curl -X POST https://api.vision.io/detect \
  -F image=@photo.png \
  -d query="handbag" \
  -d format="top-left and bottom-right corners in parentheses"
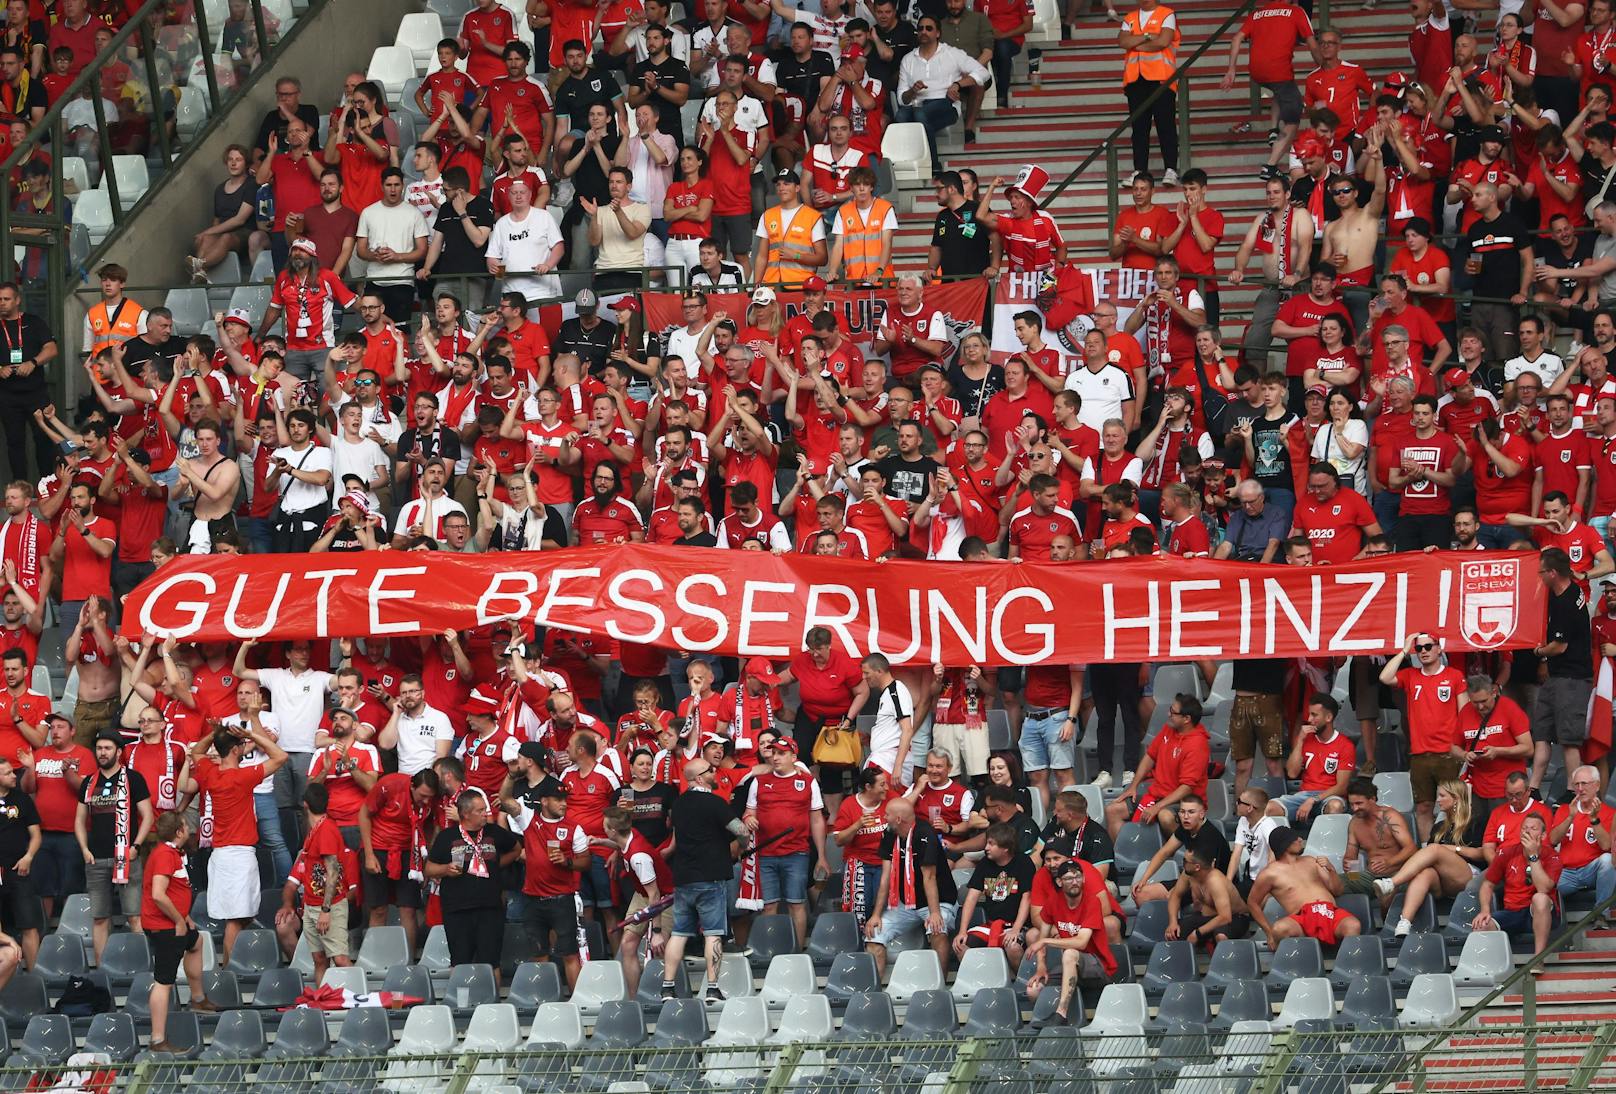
top-left (812, 721), bottom-right (862, 766)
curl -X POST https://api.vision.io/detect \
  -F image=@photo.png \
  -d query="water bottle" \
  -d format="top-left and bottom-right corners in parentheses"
top-left (1028, 49), bottom-right (1042, 90)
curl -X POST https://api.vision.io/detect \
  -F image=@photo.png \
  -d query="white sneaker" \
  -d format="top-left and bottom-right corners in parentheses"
top-left (1373, 878), bottom-right (1395, 898)
top-left (1093, 771), bottom-right (1113, 790)
top-left (1119, 771), bottom-right (1134, 787)
top-left (1160, 168), bottom-right (1180, 187)
top-left (1393, 917), bottom-right (1412, 937)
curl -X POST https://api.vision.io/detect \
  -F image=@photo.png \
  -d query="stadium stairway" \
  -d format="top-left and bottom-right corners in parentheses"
top-left (889, 1), bottom-right (1421, 345)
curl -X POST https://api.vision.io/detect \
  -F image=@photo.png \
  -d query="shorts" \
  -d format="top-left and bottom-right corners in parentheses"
top-left (0, 871), bottom-right (42, 931)
top-left (86, 856), bottom-right (144, 920)
top-left (625, 890), bottom-right (672, 937)
top-left (1409, 753), bottom-right (1461, 805)
top-left (1533, 676), bottom-right (1592, 746)
top-left (760, 851), bottom-right (810, 905)
top-left (1130, 794), bottom-right (1180, 826)
top-left (872, 902), bottom-right (959, 948)
top-left (905, 719), bottom-right (934, 776)
top-left (1020, 709), bottom-right (1076, 773)
top-left (996, 667), bottom-right (1025, 694)
top-left (1349, 657), bottom-right (1395, 723)
top-left (1229, 694), bottom-right (1286, 762)
top-left (1341, 871), bottom-right (1390, 895)
top-left (205, 844), bottom-right (262, 920)
top-left (577, 854), bottom-right (614, 909)
top-left (933, 722), bottom-right (990, 778)
top-left (1274, 791), bottom-right (1344, 824)
top-left (301, 899), bottom-right (350, 957)
top-left (1179, 907), bottom-right (1252, 943)
top-left (1287, 900), bottom-right (1354, 945)
top-left (711, 215), bottom-right (754, 259)
top-left (148, 927), bottom-right (201, 986)
top-left (33, 831), bottom-right (85, 900)
top-left (524, 894), bottom-right (582, 956)
top-left (1262, 81), bottom-right (1304, 125)
top-left (1494, 903), bottom-right (1559, 937)
top-left (672, 880), bottom-right (730, 938)
top-left (361, 851), bottom-right (425, 909)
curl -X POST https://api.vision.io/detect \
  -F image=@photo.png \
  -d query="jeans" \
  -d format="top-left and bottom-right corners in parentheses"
top-left (1557, 855), bottom-right (1615, 907)
top-left (991, 38), bottom-right (1021, 107)
top-left (1371, 489), bottom-right (1401, 543)
top-left (1262, 487), bottom-right (1296, 533)
top-left (58, 599), bottom-right (85, 643)
top-left (244, 516), bottom-right (273, 555)
top-left (895, 98), bottom-right (960, 171)
top-left (1478, 521), bottom-right (1517, 551)
top-left (1124, 77), bottom-right (1178, 176)
top-left (254, 793), bottom-right (292, 884)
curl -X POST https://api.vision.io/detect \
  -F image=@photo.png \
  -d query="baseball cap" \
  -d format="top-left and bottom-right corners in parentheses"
top-left (1268, 826), bottom-right (1303, 857)
top-left (916, 361), bottom-right (945, 377)
top-left (745, 656), bottom-right (781, 685)
top-left (332, 706), bottom-right (360, 720)
top-left (611, 297), bottom-right (640, 312)
top-left (575, 288), bottom-right (599, 312)
top-left (464, 686), bottom-right (501, 716)
top-left (94, 728), bottom-right (122, 746)
top-left (536, 776), bottom-right (569, 798)
top-left (803, 274), bottom-right (828, 292)
top-left (750, 286), bottom-right (777, 307)
top-left (773, 168), bottom-right (800, 185)
top-left (517, 741), bottom-right (549, 762)
top-left (842, 43), bottom-right (865, 60)
top-left (1444, 367), bottom-right (1472, 388)
top-left (1054, 860), bottom-right (1085, 879)
top-left (289, 237), bottom-right (318, 256)
top-left (223, 307), bottom-right (253, 327)
top-left (1477, 125), bottom-right (1506, 145)
top-left (1305, 383), bottom-right (1328, 399)
top-left (771, 737), bottom-right (798, 754)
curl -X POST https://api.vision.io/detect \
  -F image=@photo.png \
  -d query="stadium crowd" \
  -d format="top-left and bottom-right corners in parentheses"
top-left (0, 0), bottom-right (1611, 1055)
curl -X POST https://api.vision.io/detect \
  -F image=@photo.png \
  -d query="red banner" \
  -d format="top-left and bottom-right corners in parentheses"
top-left (642, 279), bottom-right (990, 361)
top-left (121, 547), bottom-right (1544, 666)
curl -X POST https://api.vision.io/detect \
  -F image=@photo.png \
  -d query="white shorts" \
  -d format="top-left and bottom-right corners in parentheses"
top-left (207, 844), bottom-right (261, 920)
top-left (933, 722), bottom-right (990, 778)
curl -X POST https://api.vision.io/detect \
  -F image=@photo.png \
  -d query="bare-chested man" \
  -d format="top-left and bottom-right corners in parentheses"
top-left (174, 419), bottom-right (240, 555)
top-left (66, 595), bottom-right (121, 747)
top-left (1340, 776), bottom-right (1417, 895)
top-left (1165, 845), bottom-right (1251, 948)
top-left (1229, 176), bottom-right (1313, 368)
top-left (1320, 133), bottom-right (1386, 330)
top-left (1249, 826), bottom-right (1362, 948)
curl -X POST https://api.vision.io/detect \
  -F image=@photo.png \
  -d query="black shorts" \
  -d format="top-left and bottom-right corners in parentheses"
top-left (148, 927), bottom-right (201, 986)
top-left (1262, 81), bottom-right (1304, 125)
top-left (442, 905), bottom-right (505, 969)
top-left (524, 894), bottom-right (581, 956)
top-left (361, 852), bottom-right (424, 910)
top-left (0, 872), bottom-right (42, 931)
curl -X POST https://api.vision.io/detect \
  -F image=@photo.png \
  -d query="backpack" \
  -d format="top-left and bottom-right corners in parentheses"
top-left (52, 975), bottom-right (112, 1018)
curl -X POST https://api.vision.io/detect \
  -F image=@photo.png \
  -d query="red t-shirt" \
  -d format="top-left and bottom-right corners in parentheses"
top-left (141, 842), bottom-right (191, 930)
top-left (1551, 801), bottom-right (1616, 869)
top-left (561, 763), bottom-right (621, 846)
top-left (1486, 800), bottom-right (1554, 849)
top-left (1395, 664), bottom-right (1466, 755)
top-left (1008, 504), bottom-right (1082, 561)
top-left (834, 792), bottom-right (893, 866)
top-left (1298, 729), bottom-right (1355, 792)
top-left (1396, 431), bottom-right (1462, 516)
top-left (1038, 887), bottom-right (1118, 977)
top-left (1535, 428), bottom-right (1592, 511)
top-left (1458, 697), bottom-right (1531, 800)
top-left (309, 742), bottom-right (381, 826)
top-left (363, 772), bottom-right (418, 853)
top-left (1484, 841), bottom-right (1561, 911)
top-left (788, 647), bottom-right (862, 720)
top-left (521, 810), bottom-right (590, 897)
top-left (32, 745), bottom-right (93, 832)
top-left (1241, 1), bottom-right (1315, 84)
top-left (293, 816), bottom-right (356, 905)
top-left (1291, 488), bottom-right (1375, 565)
top-left (1469, 432), bottom-right (1535, 523)
top-left (1114, 205), bottom-right (1178, 270)
top-left (192, 759), bottom-right (262, 847)
top-left (746, 767), bottom-right (823, 855)
top-left (1275, 293), bottom-right (1352, 377)
top-left (61, 514), bottom-right (114, 601)
top-left (459, 5), bottom-right (517, 85)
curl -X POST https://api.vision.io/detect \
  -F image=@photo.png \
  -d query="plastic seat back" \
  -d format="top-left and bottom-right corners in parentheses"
top-left (1127, 899), bottom-right (1170, 956)
top-left (508, 961), bottom-right (562, 1010)
top-left (838, 991), bottom-right (897, 1040)
top-left (1210, 979), bottom-right (1271, 1029)
top-left (19, 1014), bottom-right (73, 1066)
top-left (746, 914), bottom-right (798, 972)
top-left (225, 929), bottom-right (281, 982)
top-left (252, 967), bottom-right (305, 1009)
top-left (806, 912), bottom-right (860, 971)
top-left (333, 1006), bottom-right (394, 1054)
top-left (1454, 929), bottom-right (1512, 986)
top-left (1084, 983), bottom-right (1148, 1032)
top-left (950, 947), bottom-right (1010, 1003)
top-left (761, 953), bottom-right (816, 1008)
top-left (1142, 940), bottom-right (1197, 997)
top-left (902, 988), bottom-right (958, 1035)
top-left (571, 959), bottom-right (627, 1015)
top-left (712, 995), bottom-right (769, 1045)
top-left (1154, 981), bottom-right (1211, 1028)
top-left (34, 933), bottom-right (86, 983)
top-left (1338, 975), bottom-right (1396, 1027)
top-left (768, 995), bottom-right (833, 1043)
top-left (356, 925), bottom-right (410, 977)
top-left (270, 1006), bottom-right (330, 1056)
top-left (1113, 823), bottom-right (1164, 878)
top-left (208, 1009), bottom-right (267, 1058)
top-left (824, 951), bottom-right (878, 1009)
top-left (650, 998), bottom-right (709, 1045)
top-left (961, 986), bottom-right (1021, 1037)
top-left (0, 972), bottom-right (48, 1028)
top-left (322, 965), bottom-right (367, 994)
top-left (395, 1004), bottom-right (455, 1053)
top-left (462, 1002), bottom-right (521, 1050)
top-left (445, 962), bottom-right (498, 1012)
top-left (529, 1001), bottom-right (585, 1048)
top-left (420, 925), bottom-right (452, 974)
top-left (636, 958), bottom-right (689, 1006)
top-left (1390, 932), bottom-right (1448, 987)
top-left (99, 932), bottom-right (152, 984)
top-left (380, 963), bottom-right (433, 1004)
top-left (1273, 977), bottom-right (1334, 1030)
top-left (1328, 935), bottom-right (1385, 990)
top-left (1265, 937), bottom-right (1324, 988)
top-left (202, 968), bottom-right (242, 1009)
top-left (592, 999), bottom-right (647, 1047)
top-left (885, 949), bottom-right (943, 1005)
top-left (1401, 973), bottom-right (1459, 1029)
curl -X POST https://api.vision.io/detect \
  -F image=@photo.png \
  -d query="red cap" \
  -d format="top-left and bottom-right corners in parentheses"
top-left (745, 656), bottom-right (781, 685)
top-left (611, 297), bottom-right (640, 312)
top-left (701, 731), bottom-right (728, 748)
top-left (1443, 367), bottom-right (1472, 388)
top-left (464, 686), bottom-right (501, 716)
top-left (842, 43), bottom-right (865, 60)
top-left (1305, 383), bottom-right (1329, 399)
top-left (803, 275), bottom-right (828, 292)
top-left (771, 737), bottom-right (799, 754)
top-left (1293, 135), bottom-right (1326, 159)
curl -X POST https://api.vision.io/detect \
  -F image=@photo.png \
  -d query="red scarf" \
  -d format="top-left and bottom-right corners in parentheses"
top-left (933, 672), bottom-right (985, 729)
top-left (889, 827), bottom-right (917, 908)
top-left (0, 512), bottom-right (41, 601)
top-left (731, 686), bottom-right (775, 758)
top-left (459, 826), bottom-right (489, 877)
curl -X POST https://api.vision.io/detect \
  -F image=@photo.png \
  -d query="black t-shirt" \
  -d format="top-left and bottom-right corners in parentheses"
top-left (674, 531), bottom-right (719, 547)
top-left (877, 454), bottom-right (940, 508)
top-left (427, 823), bottom-right (518, 912)
top-left (432, 195), bottom-right (496, 275)
top-left (628, 56), bottom-right (694, 143)
top-left (1249, 410), bottom-right (1298, 493)
top-left (945, 362), bottom-right (1006, 419)
top-left (1177, 820), bottom-right (1231, 875)
top-left (1545, 582), bottom-right (1593, 680)
top-left (1464, 213), bottom-right (1533, 300)
top-left (616, 782), bottom-right (678, 846)
top-left (121, 334), bottom-right (188, 374)
top-left (867, 21), bottom-right (917, 88)
top-left (0, 788), bottom-right (40, 868)
top-left (774, 50), bottom-right (835, 108)
top-left (254, 103), bottom-right (321, 153)
top-left (1232, 657), bottom-right (1287, 695)
top-left (968, 851), bottom-right (1035, 922)
top-left (554, 71), bottom-right (622, 129)
top-left (396, 426), bottom-right (464, 471)
top-left (77, 767), bottom-right (151, 860)
top-left (931, 205), bottom-right (993, 278)
top-left (1545, 234), bottom-right (1597, 300)
top-left (1288, 177), bottom-right (1343, 227)
top-left (669, 787), bottom-right (738, 884)
top-left (877, 820), bottom-right (957, 905)
top-left (570, 133), bottom-right (623, 203)
top-left (557, 316), bottom-right (619, 374)
top-left (0, 312), bottom-right (56, 399)
top-left (1041, 816), bottom-right (1114, 872)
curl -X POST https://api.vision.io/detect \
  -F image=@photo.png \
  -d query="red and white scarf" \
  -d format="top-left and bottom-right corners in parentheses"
top-left (731, 686), bottom-right (776, 758)
top-left (459, 826), bottom-right (489, 877)
top-left (889, 827), bottom-right (917, 908)
top-left (933, 672), bottom-right (985, 730)
top-left (736, 825), bottom-right (764, 912)
top-left (0, 512), bottom-right (42, 600)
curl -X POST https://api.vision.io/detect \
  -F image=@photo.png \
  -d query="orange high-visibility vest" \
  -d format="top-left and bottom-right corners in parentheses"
top-left (1122, 5), bottom-right (1180, 86)
top-left (761, 203), bottom-right (823, 285)
top-left (85, 298), bottom-right (145, 356)
top-left (835, 197), bottom-right (896, 282)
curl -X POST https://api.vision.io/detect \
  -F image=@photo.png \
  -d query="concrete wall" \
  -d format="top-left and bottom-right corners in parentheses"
top-left (68, 0), bottom-right (420, 361)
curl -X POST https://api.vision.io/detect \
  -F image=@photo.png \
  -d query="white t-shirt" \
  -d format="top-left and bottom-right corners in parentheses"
top-left (394, 495), bottom-right (469, 539)
top-left (832, 200), bottom-right (899, 234)
top-left (1233, 812), bottom-right (1281, 882)
top-left (356, 199), bottom-right (430, 281)
top-left (1064, 363), bottom-right (1136, 431)
top-left (1503, 352), bottom-right (1564, 386)
top-left (269, 443), bottom-right (334, 514)
top-left (253, 667), bottom-right (335, 753)
top-left (487, 208), bottom-right (565, 303)
top-left (395, 703), bottom-right (455, 775)
top-left (329, 434), bottom-right (388, 490)
top-left (405, 176), bottom-right (445, 222)
top-left (219, 709), bottom-right (283, 795)
top-left (866, 678), bottom-right (913, 776)
top-left (699, 93), bottom-right (771, 134)
top-left (754, 208), bottom-right (827, 244)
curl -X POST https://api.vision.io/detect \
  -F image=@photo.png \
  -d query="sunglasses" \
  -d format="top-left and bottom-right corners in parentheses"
top-left (354, 379), bottom-right (376, 387)
top-left (1331, 187), bottom-right (1355, 196)
top-left (1414, 642), bottom-right (1436, 652)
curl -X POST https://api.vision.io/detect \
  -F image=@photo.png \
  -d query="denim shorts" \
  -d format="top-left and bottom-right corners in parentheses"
top-left (760, 851), bottom-right (810, 906)
top-left (1020, 710), bottom-right (1076, 772)
top-left (873, 901), bottom-right (958, 948)
top-left (578, 854), bottom-right (614, 909)
top-left (672, 880), bottom-right (730, 938)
